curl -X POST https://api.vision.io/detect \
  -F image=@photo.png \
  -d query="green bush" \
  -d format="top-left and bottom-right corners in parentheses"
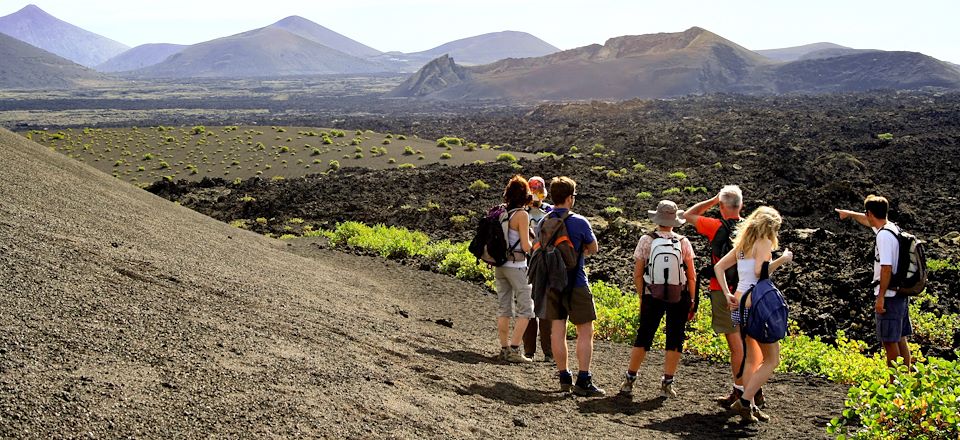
top-left (636, 191), bottom-right (653, 200)
top-left (402, 146), bottom-right (415, 155)
top-left (143, 153), bottom-right (153, 160)
top-left (398, 163), bottom-right (416, 169)
top-left (328, 160), bottom-right (340, 170)
top-left (469, 179), bottom-right (490, 191)
top-left (601, 206), bottom-right (623, 218)
top-left (683, 186), bottom-right (707, 193)
top-left (633, 163), bottom-right (647, 172)
top-left (877, 133), bottom-right (894, 140)
top-left (663, 187), bottom-right (681, 195)
top-left (828, 358), bottom-right (960, 439)
top-left (191, 126), bottom-right (205, 135)
top-left (450, 215), bottom-right (469, 227)
top-left (440, 153), bottom-right (452, 160)
top-left (669, 171), bottom-right (688, 180)
top-left (438, 243), bottom-right (492, 283)
top-left (496, 153), bottom-right (518, 163)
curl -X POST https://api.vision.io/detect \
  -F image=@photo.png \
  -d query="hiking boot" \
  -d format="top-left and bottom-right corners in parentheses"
top-left (504, 347), bottom-right (532, 363)
top-left (618, 373), bottom-right (637, 397)
top-left (732, 399), bottom-right (758, 424)
top-left (660, 379), bottom-right (677, 398)
top-left (573, 382), bottom-right (606, 397)
top-left (559, 371), bottom-right (573, 392)
top-left (752, 405), bottom-right (770, 422)
top-left (717, 387), bottom-right (743, 408)
top-left (542, 354), bottom-right (554, 364)
top-left (498, 347), bottom-right (509, 361)
top-left (755, 387), bottom-right (765, 409)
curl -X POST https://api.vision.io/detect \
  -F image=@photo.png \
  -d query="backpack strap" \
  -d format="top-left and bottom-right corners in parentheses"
top-left (759, 261), bottom-right (770, 281)
top-left (735, 284), bottom-right (756, 380)
top-left (504, 208), bottom-right (524, 255)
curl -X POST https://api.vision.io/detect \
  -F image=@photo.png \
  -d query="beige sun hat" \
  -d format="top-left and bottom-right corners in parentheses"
top-left (648, 200), bottom-right (687, 227)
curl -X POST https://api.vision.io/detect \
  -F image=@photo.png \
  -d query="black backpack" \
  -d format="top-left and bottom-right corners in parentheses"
top-left (468, 205), bottom-right (522, 267)
top-left (699, 218), bottom-right (739, 289)
top-left (877, 227), bottom-right (928, 296)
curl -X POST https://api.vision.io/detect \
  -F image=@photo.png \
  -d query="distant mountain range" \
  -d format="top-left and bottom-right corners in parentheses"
top-left (0, 4), bottom-right (128, 67)
top-left (96, 43), bottom-right (187, 73)
top-left (390, 27), bottom-right (960, 100)
top-left (0, 31), bottom-right (108, 89)
top-left (1, 4), bottom-right (958, 97)
top-left (132, 26), bottom-right (384, 78)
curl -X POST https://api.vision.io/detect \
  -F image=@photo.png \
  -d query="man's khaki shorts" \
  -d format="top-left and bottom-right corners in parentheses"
top-left (545, 285), bottom-right (597, 325)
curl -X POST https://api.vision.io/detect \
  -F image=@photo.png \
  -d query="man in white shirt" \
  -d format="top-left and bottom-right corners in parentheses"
top-left (836, 195), bottom-right (913, 368)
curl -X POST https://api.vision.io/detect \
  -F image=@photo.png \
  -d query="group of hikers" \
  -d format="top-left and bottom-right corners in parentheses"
top-left (476, 175), bottom-right (915, 424)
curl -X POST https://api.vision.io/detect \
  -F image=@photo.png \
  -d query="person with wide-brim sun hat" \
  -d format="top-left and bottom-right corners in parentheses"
top-left (619, 200), bottom-right (697, 400)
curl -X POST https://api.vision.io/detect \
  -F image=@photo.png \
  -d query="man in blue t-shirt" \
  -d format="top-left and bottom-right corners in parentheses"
top-left (543, 176), bottom-right (604, 397)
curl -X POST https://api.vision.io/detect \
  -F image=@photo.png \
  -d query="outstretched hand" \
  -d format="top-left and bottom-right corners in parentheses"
top-left (782, 248), bottom-right (794, 263)
top-left (835, 208), bottom-right (851, 220)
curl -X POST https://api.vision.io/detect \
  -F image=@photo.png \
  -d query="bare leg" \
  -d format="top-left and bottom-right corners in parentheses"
top-left (627, 347), bottom-right (647, 372)
top-left (882, 341), bottom-right (901, 367)
top-left (743, 340), bottom-right (780, 401)
top-left (510, 318), bottom-right (529, 347)
top-left (497, 317), bottom-right (510, 347)
top-left (897, 337), bottom-right (912, 368)
top-left (575, 321), bottom-right (594, 372)
top-left (725, 331), bottom-right (745, 385)
top-left (664, 349), bottom-right (682, 376)
top-left (551, 319), bottom-right (568, 371)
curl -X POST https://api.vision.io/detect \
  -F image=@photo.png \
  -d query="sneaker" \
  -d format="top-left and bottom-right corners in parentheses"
top-left (559, 372), bottom-right (573, 392)
top-left (716, 387), bottom-right (743, 408)
top-left (618, 373), bottom-right (637, 396)
top-left (504, 347), bottom-right (532, 363)
top-left (542, 354), bottom-right (554, 364)
top-left (752, 405), bottom-right (770, 422)
top-left (573, 376), bottom-right (606, 397)
top-left (660, 380), bottom-right (677, 398)
top-left (732, 399), bottom-right (758, 424)
top-left (755, 387), bottom-right (765, 409)
top-left (498, 347), bottom-right (509, 361)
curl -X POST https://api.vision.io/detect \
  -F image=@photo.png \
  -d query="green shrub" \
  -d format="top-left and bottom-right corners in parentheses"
top-left (240, 195), bottom-right (256, 203)
top-left (398, 163), bottom-right (416, 169)
top-left (397, 135), bottom-right (407, 140)
top-left (382, 139), bottom-right (391, 145)
top-left (877, 132), bottom-right (894, 140)
top-left (440, 153), bottom-right (452, 160)
top-left (601, 206), bottom-right (623, 218)
top-left (469, 179), bottom-right (490, 191)
top-left (143, 153), bottom-right (153, 160)
top-left (496, 153), bottom-right (518, 163)
top-left (669, 171), bottom-right (688, 180)
top-left (927, 258), bottom-right (959, 272)
top-left (450, 215), bottom-right (469, 227)
top-left (606, 170), bottom-right (623, 179)
top-left (191, 126), bottom-right (205, 135)
top-left (354, 152), bottom-right (364, 159)
top-left (387, 158), bottom-right (396, 164)
top-left (438, 243), bottom-right (492, 283)
top-left (328, 160), bottom-right (340, 170)
top-left (636, 191), bottom-right (653, 200)
top-left (663, 187), bottom-right (681, 195)
top-left (828, 358), bottom-right (960, 439)
top-left (311, 148), bottom-right (322, 156)
top-left (402, 146), bottom-right (415, 155)
top-left (633, 163), bottom-right (647, 172)
top-left (683, 186), bottom-right (707, 193)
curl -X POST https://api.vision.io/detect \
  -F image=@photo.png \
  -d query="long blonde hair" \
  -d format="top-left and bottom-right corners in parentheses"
top-left (733, 206), bottom-right (782, 256)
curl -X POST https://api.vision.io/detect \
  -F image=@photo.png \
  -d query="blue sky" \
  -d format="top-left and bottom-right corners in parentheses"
top-left (2, 0), bottom-right (958, 62)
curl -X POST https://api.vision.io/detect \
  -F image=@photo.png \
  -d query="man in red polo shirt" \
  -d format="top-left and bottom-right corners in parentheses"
top-left (683, 185), bottom-right (753, 408)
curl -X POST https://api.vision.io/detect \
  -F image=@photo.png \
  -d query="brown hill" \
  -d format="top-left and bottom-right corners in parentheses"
top-left (391, 28), bottom-right (960, 100)
top-left (0, 4), bottom-right (128, 67)
top-left (389, 27), bottom-right (771, 100)
top-left (133, 27), bottom-right (384, 78)
top-left (0, 125), bottom-right (848, 437)
top-left (0, 31), bottom-right (110, 89)
top-left (96, 43), bottom-right (187, 73)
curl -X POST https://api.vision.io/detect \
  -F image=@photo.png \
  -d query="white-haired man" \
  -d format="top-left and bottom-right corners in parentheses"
top-left (684, 185), bottom-right (762, 408)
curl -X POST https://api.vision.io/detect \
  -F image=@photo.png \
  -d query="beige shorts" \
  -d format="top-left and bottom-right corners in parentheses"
top-left (495, 266), bottom-right (534, 318)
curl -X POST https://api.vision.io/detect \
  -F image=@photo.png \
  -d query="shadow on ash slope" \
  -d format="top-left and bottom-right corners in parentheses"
top-left (0, 129), bottom-right (844, 438)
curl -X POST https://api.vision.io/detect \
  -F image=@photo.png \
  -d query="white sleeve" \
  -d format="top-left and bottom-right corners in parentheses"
top-left (876, 231), bottom-right (898, 266)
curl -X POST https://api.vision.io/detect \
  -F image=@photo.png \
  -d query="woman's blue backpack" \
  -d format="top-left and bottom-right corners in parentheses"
top-left (736, 261), bottom-right (789, 378)
top-left (741, 263), bottom-right (789, 343)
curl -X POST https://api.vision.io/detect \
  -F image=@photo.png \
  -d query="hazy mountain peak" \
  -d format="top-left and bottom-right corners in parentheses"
top-left (266, 15), bottom-right (381, 57)
top-left (0, 4), bottom-right (129, 67)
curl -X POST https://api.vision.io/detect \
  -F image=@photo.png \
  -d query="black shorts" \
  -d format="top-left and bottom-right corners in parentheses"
top-left (633, 295), bottom-right (691, 351)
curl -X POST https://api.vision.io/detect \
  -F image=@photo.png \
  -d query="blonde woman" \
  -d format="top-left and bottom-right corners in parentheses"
top-left (714, 206), bottom-right (793, 424)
